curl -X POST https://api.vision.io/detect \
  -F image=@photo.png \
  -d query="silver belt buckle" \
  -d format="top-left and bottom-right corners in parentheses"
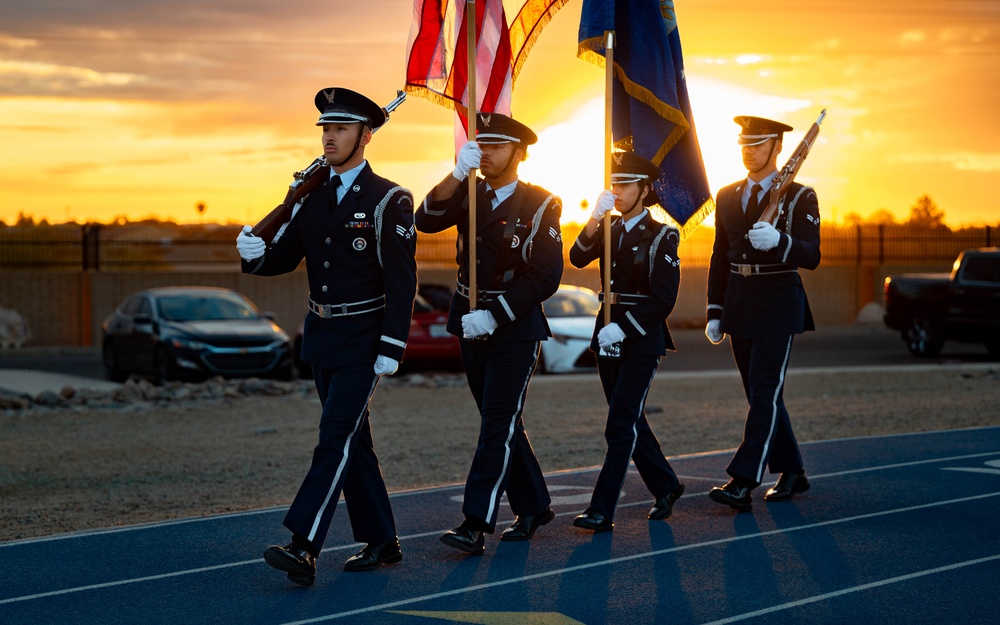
top-left (738, 264), bottom-right (752, 277)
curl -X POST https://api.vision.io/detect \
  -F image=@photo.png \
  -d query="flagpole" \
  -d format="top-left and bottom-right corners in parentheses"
top-left (466, 0), bottom-right (478, 311)
top-left (603, 30), bottom-right (614, 328)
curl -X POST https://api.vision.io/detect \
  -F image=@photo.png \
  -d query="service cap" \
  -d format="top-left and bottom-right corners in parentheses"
top-left (611, 152), bottom-right (660, 207)
top-left (734, 116), bottom-right (793, 146)
top-left (314, 87), bottom-right (387, 130)
top-left (475, 112), bottom-right (537, 145)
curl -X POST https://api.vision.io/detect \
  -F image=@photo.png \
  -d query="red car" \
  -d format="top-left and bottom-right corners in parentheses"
top-left (293, 284), bottom-right (461, 378)
top-left (403, 288), bottom-right (462, 369)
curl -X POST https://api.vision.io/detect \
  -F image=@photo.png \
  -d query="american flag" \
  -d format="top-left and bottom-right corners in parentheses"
top-left (405, 0), bottom-right (567, 150)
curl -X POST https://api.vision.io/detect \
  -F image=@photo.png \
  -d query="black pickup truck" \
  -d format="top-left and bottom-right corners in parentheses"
top-left (883, 247), bottom-right (1000, 357)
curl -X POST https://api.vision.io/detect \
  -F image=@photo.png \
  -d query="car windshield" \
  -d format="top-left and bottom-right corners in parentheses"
top-left (157, 294), bottom-right (259, 322)
top-left (544, 289), bottom-right (600, 318)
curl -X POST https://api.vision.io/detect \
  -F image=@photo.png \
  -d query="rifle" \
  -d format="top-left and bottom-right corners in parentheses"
top-left (251, 90), bottom-right (408, 244)
top-left (758, 109), bottom-right (827, 226)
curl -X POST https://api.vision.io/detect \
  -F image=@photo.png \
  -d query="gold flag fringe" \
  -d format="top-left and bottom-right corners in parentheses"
top-left (511, 0), bottom-right (571, 82)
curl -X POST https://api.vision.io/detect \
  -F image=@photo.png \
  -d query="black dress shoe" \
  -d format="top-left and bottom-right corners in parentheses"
top-left (500, 508), bottom-right (555, 541)
top-left (343, 538), bottom-right (403, 572)
top-left (440, 521), bottom-right (485, 554)
top-left (648, 483), bottom-right (686, 520)
top-left (764, 472), bottom-right (810, 502)
top-left (264, 543), bottom-right (316, 587)
top-left (572, 508), bottom-right (613, 532)
top-left (708, 480), bottom-right (754, 512)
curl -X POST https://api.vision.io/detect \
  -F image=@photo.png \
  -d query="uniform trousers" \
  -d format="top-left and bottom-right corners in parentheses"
top-left (590, 355), bottom-right (680, 520)
top-left (283, 363), bottom-right (396, 554)
top-left (459, 338), bottom-right (551, 532)
top-left (727, 333), bottom-right (804, 485)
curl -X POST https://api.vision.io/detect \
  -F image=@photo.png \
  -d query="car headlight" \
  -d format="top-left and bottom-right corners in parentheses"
top-left (170, 338), bottom-right (208, 351)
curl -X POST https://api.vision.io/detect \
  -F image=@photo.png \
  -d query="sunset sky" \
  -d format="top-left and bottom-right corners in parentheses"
top-left (1, 0), bottom-right (998, 228)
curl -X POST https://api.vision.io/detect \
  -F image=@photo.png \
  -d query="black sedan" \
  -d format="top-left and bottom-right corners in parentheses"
top-left (101, 286), bottom-right (294, 384)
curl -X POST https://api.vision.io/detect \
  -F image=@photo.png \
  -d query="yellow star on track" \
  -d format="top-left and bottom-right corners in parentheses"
top-left (391, 612), bottom-right (588, 625)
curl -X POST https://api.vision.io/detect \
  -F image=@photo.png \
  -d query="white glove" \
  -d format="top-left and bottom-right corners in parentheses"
top-left (374, 355), bottom-right (399, 376)
top-left (705, 319), bottom-right (724, 344)
top-left (462, 309), bottom-right (498, 339)
top-left (597, 322), bottom-right (626, 348)
top-left (452, 141), bottom-right (482, 181)
top-left (236, 225), bottom-right (265, 261)
top-left (591, 190), bottom-right (615, 221)
top-left (748, 222), bottom-right (781, 251)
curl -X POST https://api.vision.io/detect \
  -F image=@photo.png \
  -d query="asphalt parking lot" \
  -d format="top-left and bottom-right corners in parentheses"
top-left (0, 325), bottom-right (995, 384)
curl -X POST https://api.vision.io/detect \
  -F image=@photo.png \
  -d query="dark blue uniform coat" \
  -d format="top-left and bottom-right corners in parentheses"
top-left (415, 177), bottom-right (562, 531)
top-left (706, 180), bottom-right (821, 485)
top-left (569, 211), bottom-right (683, 519)
top-left (242, 162), bottom-right (416, 551)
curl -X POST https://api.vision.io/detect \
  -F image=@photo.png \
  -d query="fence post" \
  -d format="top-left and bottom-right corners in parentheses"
top-left (878, 224), bottom-right (885, 265)
top-left (82, 223), bottom-right (101, 271)
top-left (81, 224), bottom-right (89, 271)
top-left (987, 225), bottom-right (992, 248)
top-left (855, 224), bottom-right (862, 265)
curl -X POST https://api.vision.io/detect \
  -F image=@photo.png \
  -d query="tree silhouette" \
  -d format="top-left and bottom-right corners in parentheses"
top-left (907, 195), bottom-right (946, 229)
top-left (868, 209), bottom-right (897, 226)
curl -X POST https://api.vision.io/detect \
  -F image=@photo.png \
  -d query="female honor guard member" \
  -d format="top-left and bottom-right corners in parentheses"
top-left (415, 112), bottom-right (562, 555)
top-left (704, 116), bottom-right (821, 511)
top-left (568, 152), bottom-right (685, 532)
top-left (236, 87), bottom-right (417, 585)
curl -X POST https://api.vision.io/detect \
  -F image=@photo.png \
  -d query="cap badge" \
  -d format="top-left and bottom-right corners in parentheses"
top-left (480, 113), bottom-right (492, 127)
top-left (324, 89), bottom-right (336, 104)
top-left (613, 153), bottom-right (624, 165)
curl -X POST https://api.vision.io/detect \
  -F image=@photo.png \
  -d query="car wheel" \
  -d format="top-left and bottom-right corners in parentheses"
top-left (102, 342), bottom-right (129, 383)
top-left (152, 345), bottom-right (174, 386)
top-left (903, 315), bottom-right (943, 358)
top-left (275, 362), bottom-right (295, 381)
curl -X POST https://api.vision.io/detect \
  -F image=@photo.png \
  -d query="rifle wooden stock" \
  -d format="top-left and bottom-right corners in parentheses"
top-left (758, 109), bottom-right (827, 226)
top-left (250, 90), bottom-right (408, 245)
top-left (251, 158), bottom-right (329, 245)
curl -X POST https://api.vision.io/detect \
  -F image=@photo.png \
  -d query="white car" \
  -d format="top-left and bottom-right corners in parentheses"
top-left (538, 285), bottom-right (601, 374)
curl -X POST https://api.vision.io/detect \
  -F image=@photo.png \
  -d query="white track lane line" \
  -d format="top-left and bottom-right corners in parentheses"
top-left (271, 492), bottom-right (1000, 624)
top-left (698, 553), bottom-right (1000, 625)
top-left (3, 450), bottom-right (998, 606)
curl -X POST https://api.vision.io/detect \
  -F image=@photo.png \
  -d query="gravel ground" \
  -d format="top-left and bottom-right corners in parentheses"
top-left (1, 365), bottom-right (998, 542)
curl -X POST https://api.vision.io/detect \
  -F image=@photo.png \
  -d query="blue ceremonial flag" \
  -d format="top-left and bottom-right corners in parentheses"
top-left (579, 0), bottom-right (714, 236)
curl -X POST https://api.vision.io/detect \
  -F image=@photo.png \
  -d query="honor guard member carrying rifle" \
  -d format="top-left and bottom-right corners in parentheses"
top-left (415, 112), bottom-right (562, 555)
top-left (705, 116), bottom-right (821, 512)
top-left (568, 152), bottom-right (685, 532)
top-left (236, 87), bottom-right (417, 585)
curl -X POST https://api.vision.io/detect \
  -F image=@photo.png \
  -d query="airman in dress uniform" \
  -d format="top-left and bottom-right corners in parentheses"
top-left (415, 112), bottom-right (562, 555)
top-left (236, 87), bottom-right (417, 585)
top-left (705, 116), bottom-right (821, 511)
top-left (568, 152), bottom-right (685, 532)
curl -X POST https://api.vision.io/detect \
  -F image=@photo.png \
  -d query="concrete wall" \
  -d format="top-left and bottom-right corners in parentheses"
top-left (1, 261), bottom-right (952, 346)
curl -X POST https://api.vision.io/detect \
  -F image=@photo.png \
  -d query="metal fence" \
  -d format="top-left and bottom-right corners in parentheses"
top-left (0, 222), bottom-right (995, 271)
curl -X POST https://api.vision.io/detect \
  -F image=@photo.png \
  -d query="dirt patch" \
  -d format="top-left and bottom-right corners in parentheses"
top-left (1, 366), bottom-right (998, 542)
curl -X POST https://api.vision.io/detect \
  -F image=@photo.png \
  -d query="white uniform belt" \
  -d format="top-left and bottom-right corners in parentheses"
top-left (730, 263), bottom-right (798, 277)
top-left (456, 281), bottom-right (506, 302)
top-left (308, 295), bottom-right (385, 318)
top-left (598, 292), bottom-right (650, 306)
